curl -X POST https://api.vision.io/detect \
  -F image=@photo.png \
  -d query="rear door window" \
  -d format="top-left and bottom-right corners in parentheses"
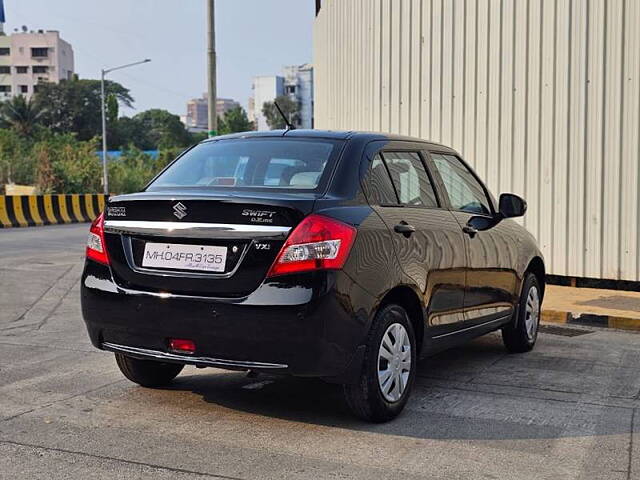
top-left (382, 151), bottom-right (439, 207)
top-left (148, 138), bottom-right (343, 192)
top-left (363, 154), bottom-right (399, 205)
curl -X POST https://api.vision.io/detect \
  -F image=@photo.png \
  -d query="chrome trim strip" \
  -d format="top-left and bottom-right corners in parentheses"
top-left (431, 315), bottom-right (512, 340)
top-left (115, 286), bottom-right (246, 302)
top-left (104, 220), bottom-right (291, 239)
top-left (102, 342), bottom-right (288, 369)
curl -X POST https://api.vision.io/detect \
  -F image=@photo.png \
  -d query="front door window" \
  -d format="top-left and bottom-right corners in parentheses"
top-left (430, 154), bottom-right (492, 215)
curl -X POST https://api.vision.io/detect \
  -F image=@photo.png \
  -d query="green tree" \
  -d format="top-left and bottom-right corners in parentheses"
top-left (105, 111), bottom-right (204, 151)
top-left (0, 95), bottom-right (45, 136)
top-left (23, 134), bottom-right (102, 193)
top-left (109, 116), bottom-right (148, 150)
top-left (190, 131), bottom-right (208, 144)
top-left (35, 78), bottom-right (133, 141)
top-left (42, 137), bottom-right (102, 193)
top-left (0, 128), bottom-right (32, 185)
top-left (133, 109), bottom-right (193, 149)
top-left (107, 146), bottom-right (178, 194)
top-left (218, 106), bottom-right (254, 135)
top-left (262, 95), bottom-right (300, 130)
top-left (106, 93), bottom-right (119, 124)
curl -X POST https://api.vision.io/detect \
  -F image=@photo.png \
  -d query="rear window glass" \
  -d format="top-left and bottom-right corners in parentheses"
top-left (148, 138), bottom-right (342, 191)
top-left (364, 154), bottom-right (398, 205)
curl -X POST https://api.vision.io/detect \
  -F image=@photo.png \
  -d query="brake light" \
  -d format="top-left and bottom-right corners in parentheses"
top-left (86, 211), bottom-right (109, 265)
top-left (267, 214), bottom-right (356, 277)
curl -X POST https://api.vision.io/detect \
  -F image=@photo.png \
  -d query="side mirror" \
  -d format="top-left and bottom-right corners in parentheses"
top-left (499, 193), bottom-right (527, 218)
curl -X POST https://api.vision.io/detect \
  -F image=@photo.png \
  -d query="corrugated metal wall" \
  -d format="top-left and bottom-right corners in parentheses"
top-left (314, 0), bottom-right (640, 282)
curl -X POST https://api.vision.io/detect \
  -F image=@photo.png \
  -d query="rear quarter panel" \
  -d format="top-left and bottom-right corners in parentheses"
top-left (313, 136), bottom-right (421, 348)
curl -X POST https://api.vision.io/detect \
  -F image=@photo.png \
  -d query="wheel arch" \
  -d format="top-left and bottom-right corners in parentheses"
top-left (378, 285), bottom-right (425, 354)
top-left (525, 256), bottom-right (546, 300)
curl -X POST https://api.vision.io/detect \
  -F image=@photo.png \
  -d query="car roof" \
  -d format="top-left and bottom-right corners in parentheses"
top-left (200, 129), bottom-right (457, 153)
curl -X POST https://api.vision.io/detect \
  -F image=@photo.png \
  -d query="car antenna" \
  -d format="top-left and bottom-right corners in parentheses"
top-left (274, 101), bottom-right (295, 131)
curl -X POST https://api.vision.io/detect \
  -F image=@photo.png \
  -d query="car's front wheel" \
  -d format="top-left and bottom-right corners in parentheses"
top-left (343, 304), bottom-right (416, 422)
top-left (115, 353), bottom-right (184, 388)
top-left (502, 273), bottom-right (541, 353)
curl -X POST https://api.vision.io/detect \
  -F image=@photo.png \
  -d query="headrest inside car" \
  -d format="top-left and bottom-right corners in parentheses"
top-left (289, 172), bottom-right (321, 187)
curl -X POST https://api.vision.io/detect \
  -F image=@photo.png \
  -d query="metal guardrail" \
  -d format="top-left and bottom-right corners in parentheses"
top-left (0, 194), bottom-right (107, 228)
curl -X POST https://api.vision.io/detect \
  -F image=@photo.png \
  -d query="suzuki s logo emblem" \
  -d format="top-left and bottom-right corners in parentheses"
top-left (173, 202), bottom-right (188, 219)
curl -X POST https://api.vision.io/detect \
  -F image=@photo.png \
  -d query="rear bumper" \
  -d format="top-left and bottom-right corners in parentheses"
top-left (80, 260), bottom-right (375, 381)
top-left (102, 342), bottom-right (289, 370)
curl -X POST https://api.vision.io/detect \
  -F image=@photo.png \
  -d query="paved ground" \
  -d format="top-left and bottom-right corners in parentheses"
top-left (1, 224), bottom-right (639, 479)
top-left (545, 285), bottom-right (640, 321)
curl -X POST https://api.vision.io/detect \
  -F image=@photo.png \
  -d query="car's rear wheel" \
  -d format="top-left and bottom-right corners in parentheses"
top-left (502, 273), bottom-right (541, 353)
top-left (115, 353), bottom-right (184, 388)
top-left (343, 304), bottom-right (416, 422)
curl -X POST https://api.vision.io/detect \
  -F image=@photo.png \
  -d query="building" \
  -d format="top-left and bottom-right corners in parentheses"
top-left (314, 0), bottom-right (640, 284)
top-left (249, 75), bottom-right (285, 131)
top-left (284, 63), bottom-right (314, 130)
top-left (185, 96), bottom-right (207, 131)
top-left (185, 94), bottom-right (239, 130)
top-left (249, 64), bottom-right (314, 131)
top-left (217, 97), bottom-right (238, 117)
top-left (0, 29), bottom-right (74, 100)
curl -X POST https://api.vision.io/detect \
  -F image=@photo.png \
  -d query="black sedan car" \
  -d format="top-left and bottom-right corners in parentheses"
top-left (82, 130), bottom-right (544, 422)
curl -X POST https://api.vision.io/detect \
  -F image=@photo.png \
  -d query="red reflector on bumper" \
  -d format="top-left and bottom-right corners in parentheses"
top-left (169, 339), bottom-right (196, 354)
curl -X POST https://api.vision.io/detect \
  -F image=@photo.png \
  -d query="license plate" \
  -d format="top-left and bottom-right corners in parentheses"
top-left (142, 242), bottom-right (227, 273)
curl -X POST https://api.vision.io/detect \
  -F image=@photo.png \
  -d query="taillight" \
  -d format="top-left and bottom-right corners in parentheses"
top-left (267, 214), bottom-right (356, 277)
top-left (86, 211), bottom-right (109, 265)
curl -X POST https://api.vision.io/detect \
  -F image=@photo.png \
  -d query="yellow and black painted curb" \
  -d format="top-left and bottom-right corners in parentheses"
top-left (0, 194), bottom-right (107, 228)
top-left (542, 309), bottom-right (640, 332)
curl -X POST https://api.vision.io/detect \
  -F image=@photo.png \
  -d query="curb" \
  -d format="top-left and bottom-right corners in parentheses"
top-left (541, 309), bottom-right (640, 332)
top-left (0, 194), bottom-right (106, 228)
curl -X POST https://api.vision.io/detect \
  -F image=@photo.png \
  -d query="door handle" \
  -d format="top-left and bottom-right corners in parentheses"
top-left (394, 222), bottom-right (416, 238)
top-left (462, 225), bottom-right (478, 237)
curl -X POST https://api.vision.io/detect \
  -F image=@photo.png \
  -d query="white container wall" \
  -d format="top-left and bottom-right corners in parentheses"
top-left (314, 0), bottom-right (640, 282)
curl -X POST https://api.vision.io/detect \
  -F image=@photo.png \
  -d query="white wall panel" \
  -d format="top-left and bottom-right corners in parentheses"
top-left (314, 0), bottom-right (640, 281)
top-left (621, 0), bottom-right (640, 281)
top-left (566, 0), bottom-right (587, 277)
top-left (451, 0), bottom-right (465, 151)
top-left (552, 0), bottom-right (570, 276)
top-left (410, 0), bottom-right (423, 138)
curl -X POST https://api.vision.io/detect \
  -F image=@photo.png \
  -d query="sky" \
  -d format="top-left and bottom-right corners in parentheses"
top-left (6, 0), bottom-right (315, 116)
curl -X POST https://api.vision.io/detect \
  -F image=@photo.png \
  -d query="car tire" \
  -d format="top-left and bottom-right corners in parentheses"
top-left (115, 353), bottom-right (184, 388)
top-left (502, 273), bottom-right (541, 353)
top-left (343, 304), bottom-right (417, 422)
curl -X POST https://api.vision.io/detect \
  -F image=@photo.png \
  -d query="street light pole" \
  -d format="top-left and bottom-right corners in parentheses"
top-left (100, 58), bottom-right (151, 195)
top-left (100, 69), bottom-right (108, 195)
top-left (207, 0), bottom-right (217, 137)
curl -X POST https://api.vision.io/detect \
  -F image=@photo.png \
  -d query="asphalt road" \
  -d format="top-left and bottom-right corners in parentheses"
top-left (1, 223), bottom-right (639, 479)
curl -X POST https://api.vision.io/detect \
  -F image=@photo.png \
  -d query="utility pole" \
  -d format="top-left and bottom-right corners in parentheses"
top-left (207, 0), bottom-right (217, 137)
top-left (100, 70), bottom-right (108, 194)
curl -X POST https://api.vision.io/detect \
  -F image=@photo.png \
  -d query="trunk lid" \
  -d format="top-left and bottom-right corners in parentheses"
top-left (103, 191), bottom-right (316, 297)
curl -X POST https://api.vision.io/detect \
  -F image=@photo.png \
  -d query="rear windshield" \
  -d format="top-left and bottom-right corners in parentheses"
top-left (147, 138), bottom-right (343, 192)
